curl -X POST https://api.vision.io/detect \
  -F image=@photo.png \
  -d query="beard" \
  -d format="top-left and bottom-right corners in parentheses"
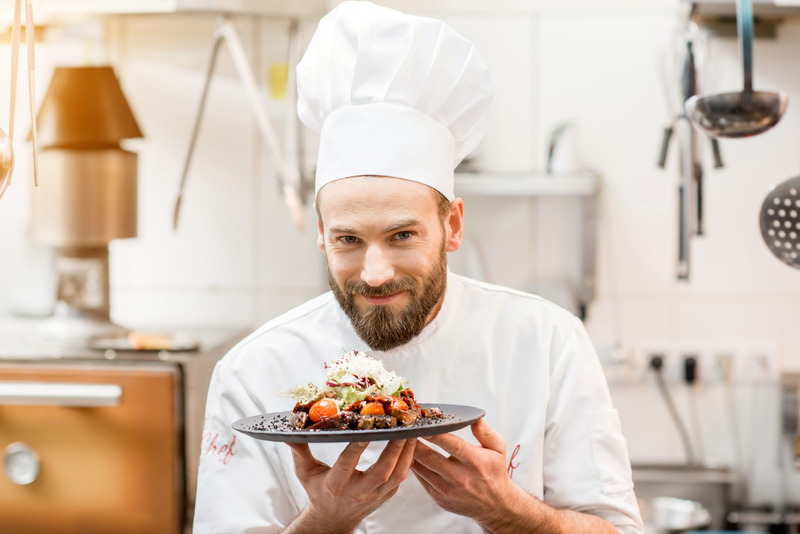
top-left (328, 246), bottom-right (448, 352)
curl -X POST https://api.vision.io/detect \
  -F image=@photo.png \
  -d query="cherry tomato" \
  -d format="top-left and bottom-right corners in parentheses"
top-left (309, 398), bottom-right (338, 422)
top-left (390, 398), bottom-right (409, 412)
top-left (360, 402), bottom-right (385, 416)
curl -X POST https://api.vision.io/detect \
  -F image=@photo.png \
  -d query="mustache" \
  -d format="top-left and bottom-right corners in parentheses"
top-left (344, 277), bottom-right (417, 297)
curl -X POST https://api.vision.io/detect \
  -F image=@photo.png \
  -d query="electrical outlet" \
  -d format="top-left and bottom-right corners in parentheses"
top-left (689, 345), bottom-right (777, 386)
top-left (598, 342), bottom-right (646, 384)
top-left (625, 341), bottom-right (779, 386)
top-left (639, 344), bottom-right (683, 384)
top-left (604, 342), bottom-right (779, 386)
top-left (741, 348), bottom-right (778, 385)
top-left (705, 351), bottom-right (735, 384)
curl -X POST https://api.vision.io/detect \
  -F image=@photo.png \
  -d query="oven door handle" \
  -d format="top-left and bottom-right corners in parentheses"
top-left (0, 381), bottom-right (122, 407)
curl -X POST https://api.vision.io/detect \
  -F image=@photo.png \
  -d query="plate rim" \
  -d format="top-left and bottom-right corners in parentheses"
top-left (231, 403), bottom-right (485, 443)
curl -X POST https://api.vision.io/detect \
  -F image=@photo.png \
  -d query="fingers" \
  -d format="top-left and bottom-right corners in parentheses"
top-left (411, 455), bottom-right (449, 496)
top-left (413, 438), bottom-right (460, 480)
top-left (287, 442), bottom-right (312, 461)
top-left (366, 439), bottom-right (416, 495)
top-left (422, 419), bottom-right (504, 461)
top-left (287, 443), bottom-right (317, 478)
top-left (389, 438), bottom-right (417, 479)
top-left (332, 441), bottom-right (369, 476)
top-left (421, 431), bottom-right (466, 460)
top-left (389, 438), bottom-right (417, 483)
top-left (471, 418), bottom-right (506, 455)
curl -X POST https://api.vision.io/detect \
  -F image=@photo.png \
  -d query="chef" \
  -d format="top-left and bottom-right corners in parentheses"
top-left (193, 2), bottom-right (644, 533)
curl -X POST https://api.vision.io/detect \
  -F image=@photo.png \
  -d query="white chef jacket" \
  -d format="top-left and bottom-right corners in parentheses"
top-left (193, 272), bottom-right (644, 533)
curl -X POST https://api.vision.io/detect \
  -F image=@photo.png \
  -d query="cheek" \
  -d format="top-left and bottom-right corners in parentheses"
top-left (325, 252), bottom-right (360, 281)
top-left (396, 246), bottom-right (440, 276)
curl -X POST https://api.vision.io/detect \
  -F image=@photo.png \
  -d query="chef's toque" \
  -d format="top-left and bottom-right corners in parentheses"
top-left (297, 0), bottom-right (492, 201)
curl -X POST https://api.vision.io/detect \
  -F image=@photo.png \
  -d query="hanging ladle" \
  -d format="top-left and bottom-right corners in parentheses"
top-left (684, 0), bottom-right (787, 138)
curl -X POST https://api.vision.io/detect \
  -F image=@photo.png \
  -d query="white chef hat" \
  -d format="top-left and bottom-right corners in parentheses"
top-left (297, 1), bottom-right (492, 201)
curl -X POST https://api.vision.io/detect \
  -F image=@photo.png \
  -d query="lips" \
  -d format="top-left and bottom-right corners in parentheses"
top-left (360, 292), bottom-right (403, 306)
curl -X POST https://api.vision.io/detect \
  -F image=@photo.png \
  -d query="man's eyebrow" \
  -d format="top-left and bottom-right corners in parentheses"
top-left (382, 218), bottom-right (422, 233)
top-left (327, 218), bottom-right (422, 235)
top-left (328, 226), bottom-right (357, 235)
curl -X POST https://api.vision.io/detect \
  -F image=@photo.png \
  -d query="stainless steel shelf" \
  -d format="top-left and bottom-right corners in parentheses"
top-left (453, 171), bottom-right (599, 319)
top-left (454, 171), bottom-right (599, 197)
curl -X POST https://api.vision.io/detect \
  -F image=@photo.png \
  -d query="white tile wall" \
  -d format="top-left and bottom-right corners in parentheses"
top-left (102, 15), bottom-right (327, 329)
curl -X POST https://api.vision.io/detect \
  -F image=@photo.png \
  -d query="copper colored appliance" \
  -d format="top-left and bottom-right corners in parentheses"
top-left (0, 361), bottom-right (183, 533)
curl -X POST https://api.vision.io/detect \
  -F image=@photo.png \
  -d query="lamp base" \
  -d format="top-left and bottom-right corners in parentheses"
top-left (38, 302), bottom-right (127, 342)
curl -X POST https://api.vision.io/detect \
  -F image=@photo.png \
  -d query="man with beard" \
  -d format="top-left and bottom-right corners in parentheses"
top-left (193, 3), bottom-right (643, 534)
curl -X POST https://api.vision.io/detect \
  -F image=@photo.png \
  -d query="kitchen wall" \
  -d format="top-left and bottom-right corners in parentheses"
top-left (0, 0), bottom-right (799, 513)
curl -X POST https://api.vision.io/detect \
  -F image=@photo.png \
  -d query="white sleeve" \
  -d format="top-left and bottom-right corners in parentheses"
top-left (543, 320), bottom-right (644, 534)
top-left (193, 361), bottom-right (302, 534)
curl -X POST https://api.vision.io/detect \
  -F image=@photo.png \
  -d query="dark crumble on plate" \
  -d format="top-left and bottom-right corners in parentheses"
top-left (246, 411), bottom-right (454, 433)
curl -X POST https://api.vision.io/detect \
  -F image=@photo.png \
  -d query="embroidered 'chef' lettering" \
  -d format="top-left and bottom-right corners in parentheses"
top-left (201, 418), bottom-right (237, 465)
top-left (507, 444), bottom-right (520, 479)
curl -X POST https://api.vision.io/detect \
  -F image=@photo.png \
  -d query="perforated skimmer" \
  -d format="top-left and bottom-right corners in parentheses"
top-left (760, 176), bottom-right (800, 269)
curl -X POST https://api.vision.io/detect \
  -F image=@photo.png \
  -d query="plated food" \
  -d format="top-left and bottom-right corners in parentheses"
top-left (231, 350), bottom-right (485, 443)
top-left (278, 350), bottom-right (445, 431)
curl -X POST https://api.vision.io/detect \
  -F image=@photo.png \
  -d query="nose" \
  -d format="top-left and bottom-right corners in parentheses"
top-left (361, 244), bottom-right (395, 287)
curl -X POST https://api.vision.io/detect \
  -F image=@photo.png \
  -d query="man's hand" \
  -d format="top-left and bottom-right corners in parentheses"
top-left (284, 438), bottom-right (416, 534)
top-left (411, 418), bottom-right (519, 523)
top-left (411, 419), bottom-right (618, 534)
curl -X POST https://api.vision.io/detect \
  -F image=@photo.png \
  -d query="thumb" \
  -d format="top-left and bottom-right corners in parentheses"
top-left (471, 418), bottom-right (505, 455)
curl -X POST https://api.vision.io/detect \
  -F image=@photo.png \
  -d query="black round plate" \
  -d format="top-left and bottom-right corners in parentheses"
top-left (232, 403), bottom-right (485, 443)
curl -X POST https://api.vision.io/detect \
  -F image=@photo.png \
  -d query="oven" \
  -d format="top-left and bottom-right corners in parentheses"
top-left (0, 323), bottom-right (243, 534)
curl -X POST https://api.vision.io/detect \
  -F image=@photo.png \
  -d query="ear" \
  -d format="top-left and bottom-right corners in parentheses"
top-left (316, 210), bottom-right (325, 253)
top-left (445, 198), bottom-right (464, 253)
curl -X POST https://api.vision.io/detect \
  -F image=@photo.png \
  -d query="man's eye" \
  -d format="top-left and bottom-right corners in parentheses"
top-left (340, 236), bottom-right (359, 244)
top-left (395, 231), bottom-right (412, 240)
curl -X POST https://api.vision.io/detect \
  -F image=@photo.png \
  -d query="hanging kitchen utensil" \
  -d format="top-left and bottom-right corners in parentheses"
top-left (658, 21), bottom-right (723, 170)
top-left (0, 131), bottom-right (12, 198)
top-left (0, 0), bottom-right (22, 200)
top-left (681, 40), bottom-right (709, 238)
top-left (0, 0), bottom-right (39, 201)
top-left (173, 15), bottom-right (305, 231)
top-left (759, 176), bottom-right (800, 269)
top-left (677, 39), bottom-right (699, 280)
top-left (25, 0), bottom-right (38, 187)
top-left (659, 23), bottom-right (724, 279)
top-left (685, 0), bottom-right (787, 138)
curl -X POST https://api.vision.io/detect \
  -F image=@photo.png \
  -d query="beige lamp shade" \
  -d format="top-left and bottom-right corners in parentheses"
top-left (33, 66), bottom-right (144, 148)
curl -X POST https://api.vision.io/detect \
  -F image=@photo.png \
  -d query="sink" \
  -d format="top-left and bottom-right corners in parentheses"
top-left (633, 464), bottom-right (738, 531)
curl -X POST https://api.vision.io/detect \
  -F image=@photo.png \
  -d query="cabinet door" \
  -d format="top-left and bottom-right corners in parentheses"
top-left (0, 363), bottom-right (182, 534)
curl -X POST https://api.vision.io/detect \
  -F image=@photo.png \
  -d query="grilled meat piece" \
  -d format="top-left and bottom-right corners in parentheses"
top-left (308, 410), bottom-right (359, 430)
top-left (290, 411), bottom-right (309, 429)
top-left (356, 414), bottom-right (398, 430)
top-left (391, 406), bottom-right (419, 426)
top-left (343, 400), bottom-right (365, 413)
